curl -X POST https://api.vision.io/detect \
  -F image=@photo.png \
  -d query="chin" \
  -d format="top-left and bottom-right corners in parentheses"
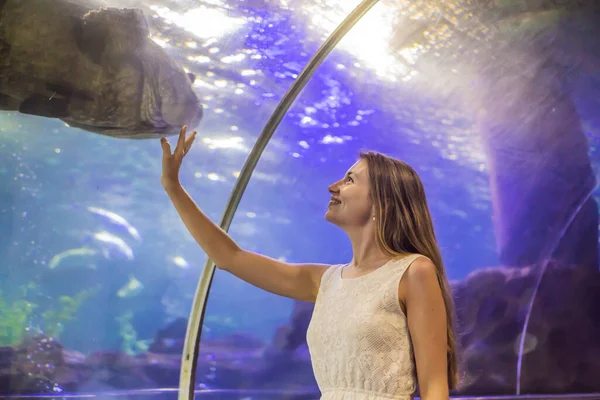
top-left (324, 210), bottom-right (333, 222)
top-left (324, 211), bottom-right (340, 226)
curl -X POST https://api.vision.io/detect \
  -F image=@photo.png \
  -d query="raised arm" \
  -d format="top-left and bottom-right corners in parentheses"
top-left (160, 126), bottom-right (328, 302)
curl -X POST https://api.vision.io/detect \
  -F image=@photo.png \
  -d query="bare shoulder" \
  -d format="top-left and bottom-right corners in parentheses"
top-left (399, 256), bottom-right (440, 302)
top-left (405, 256), bottom-right (437, 282)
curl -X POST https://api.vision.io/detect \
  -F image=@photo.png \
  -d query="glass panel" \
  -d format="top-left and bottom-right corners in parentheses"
top-left (195, 0), bottom-right (600, 399)
top-left (0, 0), bottom-right (350, 397)
top-left (2, 0), bottom-right (599, 398)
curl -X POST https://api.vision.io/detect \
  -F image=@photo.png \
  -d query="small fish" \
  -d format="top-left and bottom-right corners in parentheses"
top-left (171, 256), bottom-right (189, 269)
top-left (92, 231), bottom-right (134, 261)
top-left (514, 332), bottom-right (538, 355)
top-left (48, 247), bottom-right (98, 270)
top-left (87, 206), bottom-right (141, 242)
top-left (117, 274), bottom-right (144, 298)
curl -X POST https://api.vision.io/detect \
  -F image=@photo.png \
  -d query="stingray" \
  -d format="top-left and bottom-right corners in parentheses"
top-left (0, 0), bottom-right (203, 139)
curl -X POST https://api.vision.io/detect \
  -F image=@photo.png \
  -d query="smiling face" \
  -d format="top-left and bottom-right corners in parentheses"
top-left (325, 159), bottom-right (374, 229)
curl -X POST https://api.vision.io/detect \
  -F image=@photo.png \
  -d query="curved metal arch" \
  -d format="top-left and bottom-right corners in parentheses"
top-left (177, 1), bottom-right (381, 399)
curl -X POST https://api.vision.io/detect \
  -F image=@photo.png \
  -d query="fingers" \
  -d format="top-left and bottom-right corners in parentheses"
top-left (161, 126), bottom-right (195, 159)
top-left (160, 137), bottom-right (172, 156)
top-left (175, 125), bottom-right (187, 156)
top-left (183, 131), bottom-right (197, 155)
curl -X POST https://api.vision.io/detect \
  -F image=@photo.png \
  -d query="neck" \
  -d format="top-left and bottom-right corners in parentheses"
top-left (346, 222), bottom-right (390, 270)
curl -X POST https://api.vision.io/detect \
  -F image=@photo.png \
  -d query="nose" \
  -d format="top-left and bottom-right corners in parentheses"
top-left (328, 181), bottom-right (340, 195)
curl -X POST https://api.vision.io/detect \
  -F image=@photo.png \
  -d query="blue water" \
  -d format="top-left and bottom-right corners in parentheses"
top-left (1, 0), bottom-right (600, 398)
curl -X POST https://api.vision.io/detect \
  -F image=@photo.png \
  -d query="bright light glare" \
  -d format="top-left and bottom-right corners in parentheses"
top-left (150, 5), bottom-right (246, 39)
top-left (297, 1), bottom-right (419, 81)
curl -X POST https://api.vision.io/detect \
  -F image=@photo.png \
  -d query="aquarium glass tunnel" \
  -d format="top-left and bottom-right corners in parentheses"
top-left (1, 0), bottom-right (600, 399)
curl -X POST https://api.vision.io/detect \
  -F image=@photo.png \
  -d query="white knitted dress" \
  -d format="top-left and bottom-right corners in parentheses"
top-left (306, 254), bottom-right (422, 400)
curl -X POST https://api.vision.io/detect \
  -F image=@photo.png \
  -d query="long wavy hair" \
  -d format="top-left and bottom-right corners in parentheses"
top-left (360, 150), bottom-right (459, 389)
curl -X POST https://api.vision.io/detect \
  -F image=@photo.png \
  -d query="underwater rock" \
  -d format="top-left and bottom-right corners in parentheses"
top-left (0, 334), bottom-right (84, 394)
top-left (148, 316), bottom-right (187, 354)
top-left (2, 261), bottom-right (599, 395)
top-left (138, 352), bottom-right (181, 387)
top-left (0, 0), bottom-right (203, 139)
top-left (255, 300), bottom-right (317, 388)
top-left (83, 351), bottom-right (157, 388)
top-left (453, 261), bottom-right (600, 394)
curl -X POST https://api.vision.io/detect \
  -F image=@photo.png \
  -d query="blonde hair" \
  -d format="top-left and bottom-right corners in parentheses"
top-left (360, 151), bottom-right (459, 389)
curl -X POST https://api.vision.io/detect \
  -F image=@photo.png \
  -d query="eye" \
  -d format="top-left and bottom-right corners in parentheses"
top-left (346, 176), bottom-right (354, 183)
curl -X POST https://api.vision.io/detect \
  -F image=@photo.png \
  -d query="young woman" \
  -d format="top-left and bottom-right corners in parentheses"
top-left (160, 126), bottom-right (458, 400)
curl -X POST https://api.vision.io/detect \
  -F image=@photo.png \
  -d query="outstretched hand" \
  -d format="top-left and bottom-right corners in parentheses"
top-left (161, 125), bottom-right (197, 187)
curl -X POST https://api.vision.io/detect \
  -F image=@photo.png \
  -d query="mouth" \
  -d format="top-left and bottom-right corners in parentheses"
top-left (328, 198), bottom-right (341, 206)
